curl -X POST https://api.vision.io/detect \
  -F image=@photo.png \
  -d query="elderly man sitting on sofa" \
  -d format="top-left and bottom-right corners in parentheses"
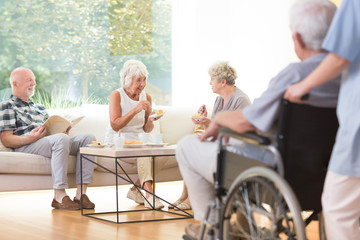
top-left (0, 67), bottom-right (96, 210)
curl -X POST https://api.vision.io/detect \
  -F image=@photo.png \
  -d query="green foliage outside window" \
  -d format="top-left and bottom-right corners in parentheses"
top-left (109, 0), bottom-right (153, 56)
top-left (0, 0), bottom-right (172, 108)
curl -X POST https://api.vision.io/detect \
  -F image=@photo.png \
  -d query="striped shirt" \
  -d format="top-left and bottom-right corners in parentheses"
top-left (0, 95), bottom-right (49, 136)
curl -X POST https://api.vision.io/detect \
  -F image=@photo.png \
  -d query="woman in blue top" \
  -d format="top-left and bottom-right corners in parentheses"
top-left (285, 0), bottom-right (360, 238)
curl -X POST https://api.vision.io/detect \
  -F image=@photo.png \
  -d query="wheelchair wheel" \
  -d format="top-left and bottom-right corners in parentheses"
top-left (220, 167), bottom-right (306, 240)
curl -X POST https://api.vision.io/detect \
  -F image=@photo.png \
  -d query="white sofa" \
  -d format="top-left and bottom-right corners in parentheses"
top-left (0, 104), bottom-right (200, 192)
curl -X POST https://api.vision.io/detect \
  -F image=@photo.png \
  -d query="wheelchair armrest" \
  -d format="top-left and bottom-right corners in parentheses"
top-left (219, 127), bottom-right (271, 146)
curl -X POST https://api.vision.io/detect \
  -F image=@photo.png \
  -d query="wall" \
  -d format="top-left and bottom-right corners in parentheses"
top-left (172, 0), bottom-right (298, 107)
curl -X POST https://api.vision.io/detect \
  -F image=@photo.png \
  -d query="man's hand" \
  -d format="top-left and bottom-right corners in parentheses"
top-left (29, 125), bottom-right (46, 140)
top-left (198, 122), bottom-right (220, 142)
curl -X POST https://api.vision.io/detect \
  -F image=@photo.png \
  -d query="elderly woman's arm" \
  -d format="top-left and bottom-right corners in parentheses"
top-left (143, 93), bottom-right (154, 132)
top-left (109, 91), bottom-right (151, 131)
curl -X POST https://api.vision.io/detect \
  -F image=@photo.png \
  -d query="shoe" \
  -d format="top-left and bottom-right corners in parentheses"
top-left (73, 194), bottom-right (95, 209)
top-left (51, 196), bottom-right (80, 210)
top-left (168, 200), bottom-right (183, 209)
top-left (174, 201), bottom-right (192, 211)
top-left (144, 196), bottom-right (164, 209)
top-left (184, 223), bottom-right (201, 239)
top-left (127, 188), bottom-right (145, 204)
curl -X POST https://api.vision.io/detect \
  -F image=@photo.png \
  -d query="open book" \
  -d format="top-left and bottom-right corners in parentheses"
top-left (43, 115), bottom-right (85, 136)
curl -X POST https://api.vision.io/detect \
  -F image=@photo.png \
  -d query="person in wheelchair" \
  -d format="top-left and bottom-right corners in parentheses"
top-left (285, 0), bottom-right (360, 239)
top-left (176, 0), bottom-right (339, 238)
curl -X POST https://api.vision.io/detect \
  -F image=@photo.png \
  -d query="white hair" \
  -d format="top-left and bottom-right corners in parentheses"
top-left (289, 0), bottom-right (337, 51)
top-left (119, 60), bottom-right (149, 88)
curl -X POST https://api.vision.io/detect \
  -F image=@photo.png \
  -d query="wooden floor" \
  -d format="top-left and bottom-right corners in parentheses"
top-left (0, 181), bottom-right (320, 240)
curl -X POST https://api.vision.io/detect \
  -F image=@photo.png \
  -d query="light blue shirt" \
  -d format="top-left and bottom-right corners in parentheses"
top-left (322, 0), bottom-right (360, 177)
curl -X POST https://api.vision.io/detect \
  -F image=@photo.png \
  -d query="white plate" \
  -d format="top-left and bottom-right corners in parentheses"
top-left (145, 143), bottom-right (168, 147)
top-left (123, 144), bottom-right (145, 148)
top-left (192, 117), bottom-right (204, 122)
top-left (149, 111), bottom-right (165, 119)
top-left (86, 144), bottom-right (105, 148)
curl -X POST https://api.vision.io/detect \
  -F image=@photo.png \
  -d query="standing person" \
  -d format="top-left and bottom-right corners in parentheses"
top-left (285, 0), bottom-right (360, 238)
top-left (104, 59), bottom-right (166, 209)
top-left (0, 67), bottom-right (96, 210)
top-left (170, 61), bottom-right (250, 211)
top-left (176, 0), bottom-right (339, 238)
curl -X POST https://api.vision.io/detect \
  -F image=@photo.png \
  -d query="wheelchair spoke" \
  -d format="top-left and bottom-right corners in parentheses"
top-left (221, 175), bottom-right (300, 240)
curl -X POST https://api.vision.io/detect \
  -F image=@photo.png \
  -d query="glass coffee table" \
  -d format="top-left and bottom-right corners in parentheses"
top-left (80, 144), bottom-right (193, 224)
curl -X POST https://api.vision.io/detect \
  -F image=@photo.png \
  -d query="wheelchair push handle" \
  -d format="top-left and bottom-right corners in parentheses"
top-left (219, 127), bottom-right (271, 146)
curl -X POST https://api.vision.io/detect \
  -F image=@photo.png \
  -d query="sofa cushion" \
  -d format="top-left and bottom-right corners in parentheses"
top-left (48, 104), bottom-right (110, 143)
top-left (0, 152), bottom-right (78, 174)
top-left (159, 106), bottom-right (198, 145)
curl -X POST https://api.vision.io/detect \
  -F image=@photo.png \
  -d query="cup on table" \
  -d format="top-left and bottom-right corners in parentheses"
top-left (114, 135), bottom-right (125, 150)
top-left (151, 134), bottom-right (163, 144)
top-left (120, 133), bottom-right (130, 142)
top-left (138, 133), bottom-right (150, 144)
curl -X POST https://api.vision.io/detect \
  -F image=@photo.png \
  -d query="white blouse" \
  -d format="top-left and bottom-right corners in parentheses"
top-left (104, 87), bottom-right (147, 144)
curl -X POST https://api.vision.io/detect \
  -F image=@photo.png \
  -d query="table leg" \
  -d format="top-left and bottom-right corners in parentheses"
top-left (116, 157), bottom-right (119, 223)
top-left (80, 154), bottom-right (83, 215)
top-left (79, 153), bottom-right (193, 223)
top-left (152, 156), bottom-right (155, 208)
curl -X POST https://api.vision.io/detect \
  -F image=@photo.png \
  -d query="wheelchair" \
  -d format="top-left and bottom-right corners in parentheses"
top-left (190, 99), bottom-right (338, 240)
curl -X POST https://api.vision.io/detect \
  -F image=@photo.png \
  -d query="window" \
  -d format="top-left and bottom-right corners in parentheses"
top-left (0, 0), bottom-right (172, 108)
top-left (1, 0), bottom-right (341, 109)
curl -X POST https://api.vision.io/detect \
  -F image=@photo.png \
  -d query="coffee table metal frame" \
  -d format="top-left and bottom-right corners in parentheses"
top-left (80, 145), bottom-right (193, 224)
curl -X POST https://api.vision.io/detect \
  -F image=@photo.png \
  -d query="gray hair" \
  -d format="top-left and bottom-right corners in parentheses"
top-left (120, 60), bottom-right (149, 88)
top-left (208, 61), bottom-right (237, 85)
top-left (289, 0), bottom-right (337, 51)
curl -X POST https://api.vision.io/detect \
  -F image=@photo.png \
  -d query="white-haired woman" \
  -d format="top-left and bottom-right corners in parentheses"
top-left (104, 60), bottom-right (165, 209)
top-left (171, 61), bottom-right (251, 210)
